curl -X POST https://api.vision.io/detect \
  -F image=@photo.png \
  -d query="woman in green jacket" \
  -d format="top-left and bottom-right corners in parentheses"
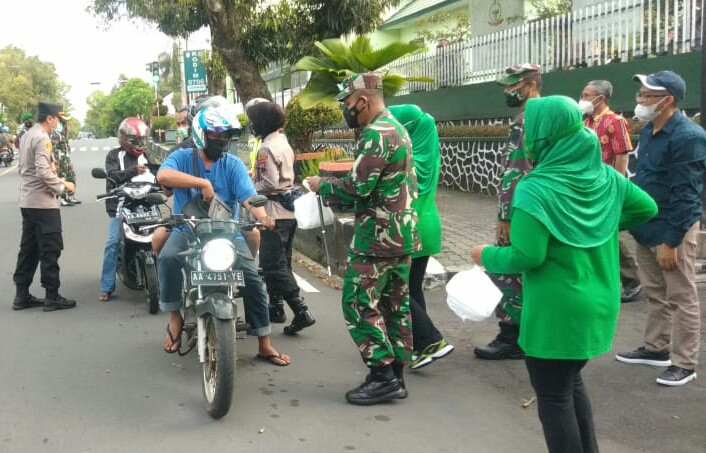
top-left (471, 96), bottom-right (657, 453)
top-left (389, 104), bottom-right (454, 370)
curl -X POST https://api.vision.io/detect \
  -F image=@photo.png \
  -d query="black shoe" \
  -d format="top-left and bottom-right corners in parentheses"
top-left (12, 294), bottom-right (44, 310)
top-left (474, 337), bottom-right (524, 360)
top-left (346, 373), bottom-right (406, 405)
top-left (269, 305), bottom-right (286, 324)
top-left (283, 310), bottom-right (315, 335)
top-left (615, 346), bottom-right (671, 367)
top-left (43, 295), bottom-right (77, 312)
top-left (656, 365), bottom-right (697, 386)
top-left (621, 285), bottom-right (642, 303)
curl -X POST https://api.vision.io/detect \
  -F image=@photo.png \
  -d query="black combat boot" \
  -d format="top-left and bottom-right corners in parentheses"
top-left (473, 322), bottom-right (524, 360)
top-left (283, 297), bottom-right (315, 335)
top-left (268, 297), bottom-right (286, 324)
top-left (345, 365), bottom-right (406, 405)
top-left (391, 362), bottom-right (408, 398)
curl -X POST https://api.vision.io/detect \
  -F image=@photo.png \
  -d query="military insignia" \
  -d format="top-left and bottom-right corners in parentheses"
top-left (257, 152), bottom-right (268, 173)
top-left (45, 140), bottom-right (52, 153)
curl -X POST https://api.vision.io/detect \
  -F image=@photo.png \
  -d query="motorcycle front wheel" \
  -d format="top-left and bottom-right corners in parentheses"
top-left (202, 315), bottom-right (235, 419)
top-left (142, 260), bottom-right (159, 314)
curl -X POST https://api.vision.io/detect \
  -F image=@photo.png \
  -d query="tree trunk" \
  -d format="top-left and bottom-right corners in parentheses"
top-left (204, 0), bottom-right (272, 104)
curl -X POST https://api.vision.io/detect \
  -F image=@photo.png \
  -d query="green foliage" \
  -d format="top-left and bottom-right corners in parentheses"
top-left (83, 78), bottom-right (155, 138)
top-left (0, 45), bottom-right (70, 124)
top-left (284, 96), bottom-right (342, 152)
top-left (298, 157), bottom-right (321, 179)
top-left (528, 0), bottom-right (573, 19)
top-left (237, 113), bottom-right (249, 129)
top-left (151, 115), bottom-right (176, 131)
top-left (65, 118), bottom-right (81, 140)
top-left (294, 35), bottom-right (431, 108)
top-left (415, 12), bottom-right (470, 44)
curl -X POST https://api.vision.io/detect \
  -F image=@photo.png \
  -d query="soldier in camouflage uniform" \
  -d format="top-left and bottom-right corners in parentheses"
top-left (50, 117), bottom-right (79, 206)
top-left (474, 64), bottom-right (541, 361)
top-left (306, 73), bottom-right (419, 405)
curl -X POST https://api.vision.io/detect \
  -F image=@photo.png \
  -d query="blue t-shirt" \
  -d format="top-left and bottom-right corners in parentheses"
top-left (160, 148), bottom-right (257, 217)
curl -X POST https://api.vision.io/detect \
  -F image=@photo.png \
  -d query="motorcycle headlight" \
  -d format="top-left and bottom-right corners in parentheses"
top-left (123, 185), bottom-right (152, 199)
top-left (202, 238), bottom-right (236, 271)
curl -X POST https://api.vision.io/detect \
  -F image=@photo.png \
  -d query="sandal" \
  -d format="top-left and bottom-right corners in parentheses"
top-left (98, 292), bottom-right (113, 302)
top-left (256, 353), bottom-right (291, 367)
top-left (163, 323), bottom-right (182, 354)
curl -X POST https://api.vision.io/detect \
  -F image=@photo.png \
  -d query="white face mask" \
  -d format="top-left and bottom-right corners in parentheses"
top-left (634, 97), bottom-right (667, 122)
top-left (578, 99), bottom-right (595, 115)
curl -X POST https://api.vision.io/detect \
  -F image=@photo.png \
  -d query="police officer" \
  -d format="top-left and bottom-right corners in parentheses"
top-left (306, 73), bottom-right (419, 405)
top-left (12, 102), bottom-right (77, 312)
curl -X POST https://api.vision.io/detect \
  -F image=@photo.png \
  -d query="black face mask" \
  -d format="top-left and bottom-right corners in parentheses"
top-left (204, 137), bottom-right (229, 161)
top-left (342, 99), bottom-right (365, 129)
top-left (505, 87), bottom-right (526, 108)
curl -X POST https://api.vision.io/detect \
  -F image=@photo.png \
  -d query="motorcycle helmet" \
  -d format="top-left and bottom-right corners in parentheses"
top-left (187, 95), bottom-right (240, 131)
top-left (0, 126), bottom-right (7, 134)
top-left (118, 117), bottom-right (149, 157)
top-left (191, 107), bottom-right (241, 149)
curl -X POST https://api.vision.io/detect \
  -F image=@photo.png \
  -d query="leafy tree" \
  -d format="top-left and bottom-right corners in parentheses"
top-left (294, 35), bottom-right (430, 108)
top-left (0, 45), bottom-right (70, 123)
top-left (415, 12), bottom-right (470, 44)
top-left (89, 0), bottom-right (401, 104)
top-left (529, 0), bottom-right (573, 19)
top-left (284, 96), bottom-right (342, 152)
top-left (83, 78), bottom-right (155, 138)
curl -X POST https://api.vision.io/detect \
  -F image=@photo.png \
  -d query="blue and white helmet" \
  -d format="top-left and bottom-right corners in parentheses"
top-left (191, 106), bottom-right (242, 149)
top-left (0, 126), bottom-right (8, 133)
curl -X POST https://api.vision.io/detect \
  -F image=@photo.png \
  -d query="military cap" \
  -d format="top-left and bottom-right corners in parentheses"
top-left (38, 102), bottom-right (71, 121)
top-left (496, 63), bottom-right (542, 86)
top-left (334, 72), bottom-right (383, 101)
top-left (21, 113), bottom-right (33, 122)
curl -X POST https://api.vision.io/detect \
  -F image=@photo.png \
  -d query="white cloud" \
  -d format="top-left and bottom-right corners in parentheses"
top-left (1, 0), bottom-right (210, 124)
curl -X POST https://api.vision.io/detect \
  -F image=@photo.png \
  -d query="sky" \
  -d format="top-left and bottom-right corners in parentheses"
top-left (1, 0), bottom-right (210, 124)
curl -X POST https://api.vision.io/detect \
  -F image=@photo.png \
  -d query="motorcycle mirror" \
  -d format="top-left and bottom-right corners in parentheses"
top-left (91, 168), bottom-right (107, 179)
top-left (249, 194), bottom-right (268, 208)
top-left (144, 193), bottom-right (168, 205)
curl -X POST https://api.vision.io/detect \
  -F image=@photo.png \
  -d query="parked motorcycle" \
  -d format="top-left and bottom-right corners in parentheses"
top-left (92, 168), bottom-right (167, 314)
top-left (145, 194), bottom-right (267, 419)
top-left (0, 146), bottom-right (13, 167)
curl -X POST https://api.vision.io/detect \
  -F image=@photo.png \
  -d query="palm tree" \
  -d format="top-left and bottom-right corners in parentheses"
top-left (294, 35), bottom-right (432, 108)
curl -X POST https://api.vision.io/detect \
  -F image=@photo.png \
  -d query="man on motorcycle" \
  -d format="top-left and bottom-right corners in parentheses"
top-left (156, 107), bottom-right (290, 366)
top-left (99, 117), bottom-right (149, 301)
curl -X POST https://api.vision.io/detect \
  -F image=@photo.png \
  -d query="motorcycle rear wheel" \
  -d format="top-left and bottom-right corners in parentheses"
top-left (202, 316), bottom-right (235, 419)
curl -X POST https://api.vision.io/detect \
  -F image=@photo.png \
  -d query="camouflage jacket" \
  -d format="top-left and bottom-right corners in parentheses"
top-left (497, 112), bottom-right (533, 221)
top-left (51, 130), bottom-right (75, 182)
top-left (319, 109), bottom-right (420, 258)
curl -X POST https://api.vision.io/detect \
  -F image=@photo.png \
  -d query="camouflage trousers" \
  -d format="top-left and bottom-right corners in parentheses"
top-left (486, 237), bottom-right (523, 324)
top-left (342, 254), bottom-right (413, 367)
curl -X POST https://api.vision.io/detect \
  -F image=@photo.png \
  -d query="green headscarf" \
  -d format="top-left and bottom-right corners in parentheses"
top-left (513, 95), bottom-right (626, 248)
top-left (388, 104), bottom-right (440, 195)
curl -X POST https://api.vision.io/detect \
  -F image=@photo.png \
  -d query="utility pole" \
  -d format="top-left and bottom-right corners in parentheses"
top-left (178, 38), bottom-right (188, 108)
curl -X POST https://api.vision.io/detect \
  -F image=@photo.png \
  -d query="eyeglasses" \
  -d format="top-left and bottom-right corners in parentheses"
top-left (635, 93), bottom-right (666, 102)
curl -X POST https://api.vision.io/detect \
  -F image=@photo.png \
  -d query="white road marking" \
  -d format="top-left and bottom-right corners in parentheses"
top-left (0, 164), bottom-right (18, 178)
top-left (78, 147), bottom-right (87, 151)
top-left (91, 147), bottom-right (98, 151)
top-left (293, 272), bottom-right (320, 293)
top-left (103, 146), bottom-right (111, 151)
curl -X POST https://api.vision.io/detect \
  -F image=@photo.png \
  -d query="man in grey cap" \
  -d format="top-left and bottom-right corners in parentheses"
top-left (475, 63), bottom-right (541, 361)
top-left (11, 102), bottom-right (77, 312)
top-left (616, 71), bottom-right (706, 386)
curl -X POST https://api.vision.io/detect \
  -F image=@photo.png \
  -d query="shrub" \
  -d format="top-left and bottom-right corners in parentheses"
top-left (151, 115), bottom-right (176, 131)
top-left (285, 96), bottom-right (342, 153)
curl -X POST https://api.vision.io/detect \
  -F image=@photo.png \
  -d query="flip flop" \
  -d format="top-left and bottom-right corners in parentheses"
top-left (164, 323), bottom-right (182, 354)
top-left (98, 292), bottom-right (113, 302)
top-left (256, 353), bottom-right (290, 367)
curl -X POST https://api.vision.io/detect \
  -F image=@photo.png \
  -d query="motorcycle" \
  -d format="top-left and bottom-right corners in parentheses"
top-left (144, 194), bottom-right (267, 419)
top-left (92, 168), bottom-right (167, 314)
top-left (0, 146), bottom-right (12, 167)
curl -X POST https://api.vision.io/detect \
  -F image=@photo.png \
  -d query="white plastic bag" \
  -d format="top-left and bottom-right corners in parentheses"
top-left (294, 192), bottom-right (335, 229)
top-left (446, 266), bottom-right (502, 322)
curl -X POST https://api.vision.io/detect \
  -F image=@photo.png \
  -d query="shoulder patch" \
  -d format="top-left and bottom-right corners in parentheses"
top-left (257, 152), bottom-right (268, 173)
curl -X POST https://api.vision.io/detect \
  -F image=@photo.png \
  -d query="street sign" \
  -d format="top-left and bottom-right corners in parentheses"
top-left (184, 51), bottom-right (207, 93)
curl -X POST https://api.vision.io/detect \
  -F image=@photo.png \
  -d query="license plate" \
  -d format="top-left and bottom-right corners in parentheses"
top-left (124, 210), bottom-right (161, 224)
top-left (190, 270), bottom-right (245, 287)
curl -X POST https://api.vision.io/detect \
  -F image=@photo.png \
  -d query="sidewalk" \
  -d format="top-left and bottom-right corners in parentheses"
top-left (434, 187), bottom-right (497, 274)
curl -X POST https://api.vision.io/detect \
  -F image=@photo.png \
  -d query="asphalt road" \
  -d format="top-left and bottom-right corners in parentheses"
top-left (0, 139), bottom-right (703, 453)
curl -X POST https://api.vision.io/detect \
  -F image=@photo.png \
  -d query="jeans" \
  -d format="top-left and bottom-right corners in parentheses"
top-left (525, 357), bottom-right (598, 453)
top-left (409, 256), bottom-right (443, 352)
top-left (157, 232), bottom-right (271, 336)
top-left (100, 216), bottom-right (122, 293)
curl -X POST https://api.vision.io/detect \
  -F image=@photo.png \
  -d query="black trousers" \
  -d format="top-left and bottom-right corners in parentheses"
top-left (409, 256), bottom-right (443, 352)
top-left (525, 357), bottom-right (599, 453)
top-left (260, 219), bottom-right (300, 303)
top-left (13, 208), bottom-right (64, 297)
